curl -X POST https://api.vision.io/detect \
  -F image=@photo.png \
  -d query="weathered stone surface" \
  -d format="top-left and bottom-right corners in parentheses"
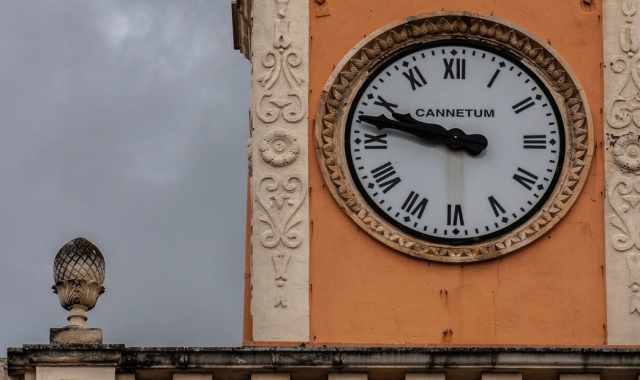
top-left (252, 374), bottom-right (290, 380)
top-left (0, 360), bottom-right (7, 380)
top-left (329, 374), bottom-right (367, 380)
top-left (249, 0), bottom-right (310, 342)
top-left (50, 327), bottom-right (103, 345)
top-left (560, 375), bottom-right (601, 380)
top-left (406, 374), bottom-right (445, 380)
top-left (36, 367), bottom-right (114, 380)
top-left (482, 374), bottom-right (522, 380)
top-left (174, 374), bottom-right (213, 380)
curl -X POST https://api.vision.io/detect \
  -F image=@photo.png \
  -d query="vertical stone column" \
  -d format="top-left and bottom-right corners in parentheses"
top-left (604, 0), bottom-right (640, 344)
top-left (35, 367), bottom-right (115, 380)
top-left (250, 0), bottom-right (310, 341)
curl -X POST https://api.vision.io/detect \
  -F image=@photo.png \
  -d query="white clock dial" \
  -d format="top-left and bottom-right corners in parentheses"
top-left (346, 41), bottom-right (564, 245)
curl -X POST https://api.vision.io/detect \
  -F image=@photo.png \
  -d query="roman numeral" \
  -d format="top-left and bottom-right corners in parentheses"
top-left (512, 96), bottom-right (535, 114)
top-left (447, 204), bottom-right (464, 226)
top-left (523, 134), bottom-right (547, 149)
top-left (488, 195), bottom-right (506, 217)
top-left (443, 58), bottom-right (466, 80)
top-left (371, 162), bottom-right (401, 194)
top-left (401, 190), bottom-right (428, 219)
top-left (364, 133), bottom-right (388, 150)
top-left (402, 66), bottom-right (428, 91)
top-left (513, 167), bottom-right (539, 190)
top-left (373, 95), bottom-right (398, 113)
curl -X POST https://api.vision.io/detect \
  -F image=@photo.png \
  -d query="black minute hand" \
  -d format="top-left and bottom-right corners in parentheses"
top-left (358, 113), bottom-right (488, 156)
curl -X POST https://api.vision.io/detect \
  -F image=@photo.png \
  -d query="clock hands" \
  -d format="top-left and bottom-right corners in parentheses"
top-left (358, 112), bottom-right (488, 156)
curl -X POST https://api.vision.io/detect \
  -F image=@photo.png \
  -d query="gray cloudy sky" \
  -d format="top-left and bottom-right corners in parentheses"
top-left (0, 0), bottom-right (249, 352)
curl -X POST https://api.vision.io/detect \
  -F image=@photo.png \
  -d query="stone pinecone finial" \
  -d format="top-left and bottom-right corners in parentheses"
top-left (52, 237), bottom-right (105, 327)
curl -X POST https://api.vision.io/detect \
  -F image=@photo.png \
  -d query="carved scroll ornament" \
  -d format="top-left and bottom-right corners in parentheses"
top-left (607, 0), bottom-right (640, 316)
top-left (256, 0), bottom-right (305, 124)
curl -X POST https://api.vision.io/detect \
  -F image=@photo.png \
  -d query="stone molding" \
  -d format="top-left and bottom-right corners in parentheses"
top-left (604, 0), bottom-right (640, 344)
top-left (9, 345), bottom-right (640, 379)
top-left (315, 13), bottom-right (594, 262)
top-left (250, 0), bottom-right (310, 341)
top-left (232, 0), bottom-right (252, 60)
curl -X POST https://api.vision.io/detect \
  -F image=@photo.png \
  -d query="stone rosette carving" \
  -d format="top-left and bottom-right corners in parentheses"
top-left (259, 129), bottom-right (299, 167)
top-left (52, 237), bottom-right (105, 327)
top-left (315, 13), bottom-right (593, 263)
top-left (613, 133), bottom-right (640, 171)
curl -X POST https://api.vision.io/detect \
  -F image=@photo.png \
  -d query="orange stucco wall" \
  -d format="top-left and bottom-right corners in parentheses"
top-left (305, 0), bottom-right (605, 346)
top-left (243, 0), bottom-right (605, 346)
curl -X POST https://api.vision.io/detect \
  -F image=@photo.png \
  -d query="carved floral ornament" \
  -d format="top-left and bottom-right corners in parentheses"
top-left (259, 129), bottom-right (299, 167)
top-left (315, 14), bottom-right (594, 263)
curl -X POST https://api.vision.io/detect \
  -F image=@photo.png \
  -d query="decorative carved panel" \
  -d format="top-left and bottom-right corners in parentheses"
top-left (250, 0), bottom-right (309, 342)
top-left (605, 0), bottom-right (640, 343)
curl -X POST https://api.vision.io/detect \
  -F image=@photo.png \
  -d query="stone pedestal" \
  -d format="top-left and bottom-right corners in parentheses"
top-left (49, 327), bottom-right (103, 345)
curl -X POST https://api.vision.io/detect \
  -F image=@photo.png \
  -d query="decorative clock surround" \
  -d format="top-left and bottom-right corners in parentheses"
top-left (316, 13), bottom-right (594, 263)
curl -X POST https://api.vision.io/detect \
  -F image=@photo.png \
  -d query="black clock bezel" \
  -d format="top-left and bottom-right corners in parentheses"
top-left (344, 38), bottom-right (566, 246)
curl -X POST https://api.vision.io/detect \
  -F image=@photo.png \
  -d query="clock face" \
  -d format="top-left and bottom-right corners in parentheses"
top-left (345, 40), bottom-right (565, 245)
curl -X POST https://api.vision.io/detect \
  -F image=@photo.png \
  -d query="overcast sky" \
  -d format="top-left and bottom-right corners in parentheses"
top-left (0, 0), bottom-right (249, 353)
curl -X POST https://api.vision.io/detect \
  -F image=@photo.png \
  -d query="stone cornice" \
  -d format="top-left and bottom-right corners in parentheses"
top-left (232, 0), bottom-right (252, 60)
top-left (8, 345), bottom-right (640, 375)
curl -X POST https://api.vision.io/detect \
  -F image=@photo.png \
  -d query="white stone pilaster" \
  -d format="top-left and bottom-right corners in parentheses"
top-left (35, 367), bottom-right (115, 380)
top-left (250, 0), bottom-right (310, 342)
top-left (604, 0), bottom-right (640, 344)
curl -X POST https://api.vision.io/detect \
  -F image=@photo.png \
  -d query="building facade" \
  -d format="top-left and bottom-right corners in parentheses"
top-left (5, 0), bottom-right (640, 379)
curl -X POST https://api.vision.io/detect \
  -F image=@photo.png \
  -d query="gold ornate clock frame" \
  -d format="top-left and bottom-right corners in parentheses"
top-left (315, 13), bottom-right (594, 263)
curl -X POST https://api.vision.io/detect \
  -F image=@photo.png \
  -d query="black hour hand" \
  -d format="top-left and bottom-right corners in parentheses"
top-left (358, 114), bottom-right (488, 156)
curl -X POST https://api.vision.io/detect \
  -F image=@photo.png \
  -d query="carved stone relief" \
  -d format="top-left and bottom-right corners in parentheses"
top-left (250, 0), bottom-right (309, 341)
top-left (607, 0), bottom-right (640, 317)
top-left (256, 0), bottom-right (305, 124)
top-left (605, 0), bottom-right (640, 343)
top-left (256, 175), bottom-right (306, 250)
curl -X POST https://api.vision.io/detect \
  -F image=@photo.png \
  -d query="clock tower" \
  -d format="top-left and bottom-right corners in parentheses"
top-left (232, 0), bottom-right (633, 346)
